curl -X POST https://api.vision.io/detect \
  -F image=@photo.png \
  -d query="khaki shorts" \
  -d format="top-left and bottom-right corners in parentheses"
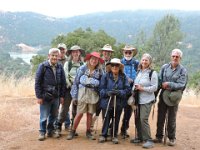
top-left (77, 101), bottom-right (96, 114)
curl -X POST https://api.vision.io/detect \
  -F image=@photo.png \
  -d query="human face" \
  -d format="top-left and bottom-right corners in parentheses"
top-left (111, 63), bottom-right (120, 75)
top-left (71, 50), bottom-right (81, 61)
top-left (171, 51), bottom-right (181, 67)
top-left (89, 56), bottom-right (99, 68)
top-left (48, 52), bottom-right (59, 65)
top-left (123, 50), bottom-right (133, 61)
top-left (141, 56), bottom-right (150, 69)
top-left (102, 51), bottom-right (112, 61)
top-left (59, 47), bottom-right (67, 59)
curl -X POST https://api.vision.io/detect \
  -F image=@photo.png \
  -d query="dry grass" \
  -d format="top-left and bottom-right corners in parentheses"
top-left (181, 90), bottom-right (200, 106)
top-left (0, 74), bottom-right (35, 98)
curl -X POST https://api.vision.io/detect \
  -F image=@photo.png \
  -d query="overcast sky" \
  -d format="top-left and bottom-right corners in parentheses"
top-left (0, 0), bottom-right (200, 18)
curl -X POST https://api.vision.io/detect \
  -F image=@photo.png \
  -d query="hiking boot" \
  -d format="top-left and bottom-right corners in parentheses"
top-left (66, 130), bottom-right (76, 140)
top-left (54, 129), bottom-right (61, 138)
top-left (130, 138), bottom-right (143, 143)
top-left (98, 136), bottom-right (106, 143)
top-left (47, 131), bottom-right (54, 137)
top-left (120, 130), bottom-right (130, 138)
top-left (38, 133), bottom-right (45, 141)
top-left (168, 139), bottom-right (176, 146)
top-left (143, 140), bottom-right (154, 149)
top-left (112, 137), bottom-right (119, 144)
top-left (153, 138), bottom-right (162, 143)
top-left (86, 130), bottom-right (96, 140)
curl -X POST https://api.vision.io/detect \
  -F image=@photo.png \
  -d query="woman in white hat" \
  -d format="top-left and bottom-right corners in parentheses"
top-left (98, 58), bottom-right (131, 144)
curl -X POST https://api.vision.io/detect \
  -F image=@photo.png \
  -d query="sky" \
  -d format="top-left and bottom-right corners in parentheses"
top-left (0, 0), bottom-right (200, 18)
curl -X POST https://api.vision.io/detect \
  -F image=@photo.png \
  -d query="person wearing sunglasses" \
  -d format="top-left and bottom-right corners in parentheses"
top-left (120, 45), bottom-right (139, 138)
top-left (98, 58), bottom-right (131, 144)
top-left (154, 49), bottom-right (188, 146)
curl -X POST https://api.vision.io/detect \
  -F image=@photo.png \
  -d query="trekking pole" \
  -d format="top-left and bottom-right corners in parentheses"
top-left (113, 95), bottom-right (116, 139)
top-left (134, 106), bottom-right (138, 139)
top-left (102, 96), bottom-right (112, 126)
top-left (164, 109), bottom-right (168, 145)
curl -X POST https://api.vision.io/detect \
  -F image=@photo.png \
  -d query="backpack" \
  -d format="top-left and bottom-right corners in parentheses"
top-left (68, 61), bottom-right (84, 72)
top-left (149, 69), bottom-right (159, 102)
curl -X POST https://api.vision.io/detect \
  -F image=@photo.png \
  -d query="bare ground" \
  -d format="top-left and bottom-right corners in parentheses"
top-left (0, 92), bottom-right (200, 150)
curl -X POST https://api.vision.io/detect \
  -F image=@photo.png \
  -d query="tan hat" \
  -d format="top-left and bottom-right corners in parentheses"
top-left (127, 95), bottom-right (137, 110)
top-left (57, 43), bottom-right (67, 49)
top-left (122, 45), bottom-right (138, 57)
top-left (67, 45), bottom-right (85, 56)
top-left (163, 90), bottom-right (183, 106)
top-left (101, 44), bottom-right (114, 52)
top-left (106, 58), bottom-right (124, 73)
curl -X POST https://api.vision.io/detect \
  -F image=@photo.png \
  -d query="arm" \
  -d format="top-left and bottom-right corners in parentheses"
top-left (99, 74), bottom-right (109, 98)
top-left (63, 62), bottom-right (71, 88)
top-left (35, 63), bottom-right (44, 99)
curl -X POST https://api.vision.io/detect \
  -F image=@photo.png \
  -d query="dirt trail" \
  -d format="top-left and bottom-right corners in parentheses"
top-left (0, 94), bottom-right (200, 150)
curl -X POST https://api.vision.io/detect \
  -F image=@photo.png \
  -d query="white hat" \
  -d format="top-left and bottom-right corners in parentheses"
top-left (106, 58), bottom-right (124, 72)
top-left (57, 43), bottom-right (67, 49)
top-left (101, 44), bottom-right (114, 52)
top-left (122, 45), bottom-right (137, 57)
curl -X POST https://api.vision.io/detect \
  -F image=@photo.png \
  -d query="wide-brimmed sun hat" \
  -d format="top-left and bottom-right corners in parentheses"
top-left (67, 45), bottom-right (85, 56)
top-left (106, 58), bottom-right (124, 72)
top-left (163, 90), bottom-right (183, 106)
top-left (122, 45), bottom-right (138, 57)
top-left (84, 51), bottom-right (104, 64)
top-left (101, 44), bottom-right (114, 52)
top-left (57, 43), bottom-right (67, 49)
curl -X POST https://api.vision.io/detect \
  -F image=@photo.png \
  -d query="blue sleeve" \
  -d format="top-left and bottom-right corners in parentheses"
top-left (99, 74), bottom-right (109, 98)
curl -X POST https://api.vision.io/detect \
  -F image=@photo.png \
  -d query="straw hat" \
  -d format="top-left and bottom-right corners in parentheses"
top-left (101, 44), bottom-right (114, 52)
top-left (122, 45), bottom-right (138, 57)
top-left (67, 45), bottom-right (85, 56)
top-left (106, 58), bottom-right (124, 73)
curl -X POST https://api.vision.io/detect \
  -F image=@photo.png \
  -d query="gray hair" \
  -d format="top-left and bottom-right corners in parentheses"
top-left (49, 48), bottom-right (60, 54)
top-left (138, 53), bottom-right (153, 70)
top-left (171, 49), bottom-right (183, 58)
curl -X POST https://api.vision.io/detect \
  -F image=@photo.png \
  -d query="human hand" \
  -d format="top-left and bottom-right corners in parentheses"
top-left (162, 82), bottom-right (169, 89)
top-left (60, 97), bottom-right (64, 105)
top-left (73, 99), bottom-right (78, 105)
top-left (128, 78), bottom-right (134, 84)
top-left (37, 98), bottom-right (43, 105)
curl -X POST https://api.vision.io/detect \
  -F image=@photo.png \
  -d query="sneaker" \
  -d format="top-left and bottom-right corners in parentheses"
top-left (130, 138), bottom-right (143, 143)
top-left (168, 139), bottom-right (176, 146)
top-left (98, 136), bottom-right (106, 143)
top-left (47, 131), bottom-right (54, 137)
top-left (153, 138), bottom-right (162, 143)
top-left (142, 140), bottom-right (154, 149)
top-left (38, 133), bottom-right (45, 141)
top-left (54, 129), bottom-right (61, 138)
top-left (66, 130), bottom-right (75, 140)
top-left (86, 130), bottom-right (96, 140)
top-left (112, 137), bottom-right (119, 144)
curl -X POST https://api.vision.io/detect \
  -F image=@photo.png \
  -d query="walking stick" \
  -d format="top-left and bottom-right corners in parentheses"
top-left (164, 109), bottom-right (168, 145)
top-left (134, 106), bottom-right (138, 139)
top-left (102, 96), bottom-right (112, 126)
top-left (113, 95), bottom-right (116, 139)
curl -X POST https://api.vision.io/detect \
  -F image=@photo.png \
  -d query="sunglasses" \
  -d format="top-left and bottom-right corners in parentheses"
top-left (124, 51), bottom-right (132, 55)
top-left (111, 64), bottom-right (120, 67)
top-left (172, 55), bottom-right (180, 58)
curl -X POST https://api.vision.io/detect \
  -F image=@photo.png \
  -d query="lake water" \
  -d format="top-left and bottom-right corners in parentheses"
top-left (9, 52), bottom-right (37, 64)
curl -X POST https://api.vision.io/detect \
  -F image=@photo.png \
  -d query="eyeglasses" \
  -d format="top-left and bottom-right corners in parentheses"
top-left (111, 64), bottom-right (120, 67)
top-left (171, 55), bottom-right (180, 58)
top-left (124, 51), bottom-right (132, 55)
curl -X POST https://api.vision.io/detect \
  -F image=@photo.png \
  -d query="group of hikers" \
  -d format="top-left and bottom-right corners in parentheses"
top-left (35, 43), bottom-right (188, 149)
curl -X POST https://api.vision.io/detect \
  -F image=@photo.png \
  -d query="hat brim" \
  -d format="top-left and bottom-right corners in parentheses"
top-left (84, 54), bottom-right (104, 64)
top-left (67, 49), bottom-right (85, 56)
top-left (122, 48), bottom-right (138, 57)
top-left (106, 62), bottom-right (124, 73)
top-left (163, 90), bottom-right (182, 106)
top-left (101, 48), bottom-right (114, 52)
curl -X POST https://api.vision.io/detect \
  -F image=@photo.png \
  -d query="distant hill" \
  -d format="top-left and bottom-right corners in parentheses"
top-left (0, 10), bottom-right (200, 73)
top-left (0, 10), bottom-right (200, 50)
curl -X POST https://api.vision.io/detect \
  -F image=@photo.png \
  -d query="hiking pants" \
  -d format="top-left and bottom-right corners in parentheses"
top-left (121, 105), bottom-right (133, 132)
top-left (156, 92), bottom-right (178, 140)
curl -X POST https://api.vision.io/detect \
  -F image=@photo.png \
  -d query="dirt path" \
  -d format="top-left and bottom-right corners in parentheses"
top-left (0, 96), bottom-right (200, 150)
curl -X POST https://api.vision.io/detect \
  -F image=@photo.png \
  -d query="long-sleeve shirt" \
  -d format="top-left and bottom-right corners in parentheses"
top-left (134, 68), bottom-right (158, 104)
top-left (160, 63), bottom-right (187, 91)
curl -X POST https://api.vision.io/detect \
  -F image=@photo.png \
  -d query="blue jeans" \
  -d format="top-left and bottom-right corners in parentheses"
top-left (64, 112), bottom-right (71, 127)
top-left (39, 98), bottom-right (59, 134)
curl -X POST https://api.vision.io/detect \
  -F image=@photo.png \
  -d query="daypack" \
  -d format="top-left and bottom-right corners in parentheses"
top-left (149, 69), bottom-right (159, 102)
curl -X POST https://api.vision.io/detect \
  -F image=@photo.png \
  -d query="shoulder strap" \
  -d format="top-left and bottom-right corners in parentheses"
top-left (149, 69), bottom-right (154, 81)
top-left (68, 61), bottom-right (84, 72)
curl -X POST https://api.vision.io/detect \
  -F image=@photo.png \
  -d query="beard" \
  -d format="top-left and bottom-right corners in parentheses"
top-left (124, 56), bottom-right (132, 61)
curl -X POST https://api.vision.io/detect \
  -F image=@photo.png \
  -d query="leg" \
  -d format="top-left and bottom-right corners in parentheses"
top-left (155, 92), bottom-right (168, 140)
top-left (121, 104), bottom-right (132, 137)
